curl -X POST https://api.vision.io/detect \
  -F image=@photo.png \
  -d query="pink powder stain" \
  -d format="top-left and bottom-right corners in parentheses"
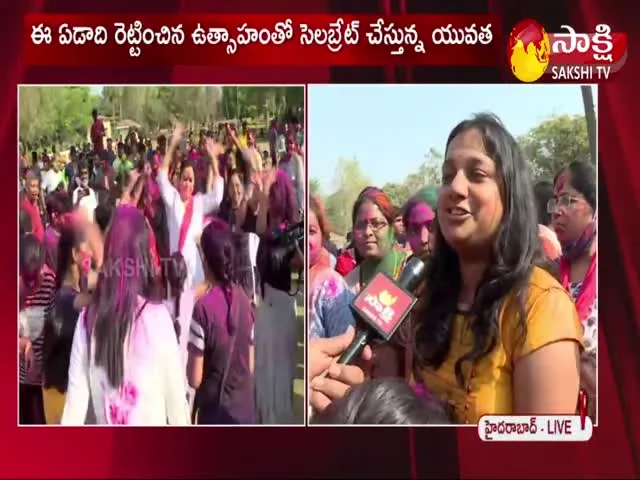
top-left (106, 381), bottom-right (139, 425)
top-left (325, 278), bottom-right (340, 299)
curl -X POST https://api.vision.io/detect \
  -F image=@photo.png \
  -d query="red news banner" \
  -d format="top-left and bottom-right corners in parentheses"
top-left (24, 14), bottom-right (500, 67)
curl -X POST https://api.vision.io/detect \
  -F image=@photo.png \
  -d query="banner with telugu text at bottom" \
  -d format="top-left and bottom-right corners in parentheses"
top-left (479, 415), bottom-right (594, 442)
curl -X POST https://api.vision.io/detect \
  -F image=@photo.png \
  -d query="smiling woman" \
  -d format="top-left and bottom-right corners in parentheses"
top-left (413, 113), bottom-right (582, 424)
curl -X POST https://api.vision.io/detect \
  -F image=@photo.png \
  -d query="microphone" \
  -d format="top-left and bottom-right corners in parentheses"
top-left (337, 256), bottom-right (426, 366)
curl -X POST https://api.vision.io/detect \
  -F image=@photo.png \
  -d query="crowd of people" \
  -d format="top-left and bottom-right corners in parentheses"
top-left (308, 113), bottom-right (597, 425)
top-left (19, 106), bottom-right (306, 425)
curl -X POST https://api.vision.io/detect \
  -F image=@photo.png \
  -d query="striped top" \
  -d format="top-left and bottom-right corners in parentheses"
top-left (19, 268), bottom-right (56, 385)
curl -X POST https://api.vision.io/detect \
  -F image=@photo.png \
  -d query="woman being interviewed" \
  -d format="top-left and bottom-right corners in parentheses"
top-left (345, 187), bottom-right (410, 379)
top-left (310, 114), bottom-right (583, 423)
top-left (412, 113), bottom-right (582, 423)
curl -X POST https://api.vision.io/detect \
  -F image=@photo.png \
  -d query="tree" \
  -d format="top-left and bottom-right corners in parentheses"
top-left (518, 115), bottom-right (590, 181)
top-left (382, 182), bottom-right (411, 208)
top-left (383, 147), bottom-right (443, 208)
top-left (324, 157), bottom-right (370, 235)
top-left (309, 178), bottom-right (322, 198)
top-left (581, 86), bottom-right (597, 165)
top-left (20, 86), bottom-right (303, 151)
top-left (19, 86), bottom-right (100, 150)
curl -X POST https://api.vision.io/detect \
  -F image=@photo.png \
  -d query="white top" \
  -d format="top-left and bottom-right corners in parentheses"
top-left (163, 290), bottom-right (194, 372)
top-left (61, 300), bottom-right (190, 425)
top-left (72, 186), bottom-right (99, 224)
top-left (41, 169), bottom-right (64, 194)
top-left (157, 171), bottom-right (224, 288)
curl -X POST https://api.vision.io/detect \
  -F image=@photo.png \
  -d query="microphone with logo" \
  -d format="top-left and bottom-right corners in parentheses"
top-left (336, 256), bottom-right (426, 366)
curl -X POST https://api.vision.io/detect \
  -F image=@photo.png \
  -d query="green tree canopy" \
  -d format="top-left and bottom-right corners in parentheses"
top-left (19, 86), bottom-right (100, 151)
top-left (318, 114), bottom-right (591, 237)
top-left (19, 86), bottom-right (304, 151)
top-left (324, 157), bottom-right (371, 235)
top-left (519, 114), bottom-right (591, 181)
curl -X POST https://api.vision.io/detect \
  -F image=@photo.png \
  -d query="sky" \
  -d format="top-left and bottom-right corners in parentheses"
top-left (309, 85), bottom-right (597, 194)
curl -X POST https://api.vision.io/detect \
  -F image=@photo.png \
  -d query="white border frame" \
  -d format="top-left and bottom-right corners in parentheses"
top-left (17, 83), bottom-right (308, 428)
top-left (305, 83), bottom-right (599, 428)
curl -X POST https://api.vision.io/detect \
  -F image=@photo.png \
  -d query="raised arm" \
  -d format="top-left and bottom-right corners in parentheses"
top-left (200, 138), bottom-right (225, 214)
top-left (160, 124), bottom-right (184, 174)
top-left (157, 124), bottom-right (184, 206)
top-left (254, 171), bottom-right (273, 237)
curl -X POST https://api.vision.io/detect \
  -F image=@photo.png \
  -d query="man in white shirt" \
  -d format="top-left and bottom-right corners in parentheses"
top-left (40, 157), bottom-right (65, 194)
top-left (72, 161), bottom-right (98, 223)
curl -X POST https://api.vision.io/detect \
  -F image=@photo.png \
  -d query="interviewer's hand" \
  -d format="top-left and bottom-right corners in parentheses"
top-left (309, 326), bottom-right (372, 413)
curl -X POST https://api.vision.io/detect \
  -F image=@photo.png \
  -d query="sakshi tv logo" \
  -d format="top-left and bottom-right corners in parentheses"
top-left (507, 19), bottom-right (627, 83)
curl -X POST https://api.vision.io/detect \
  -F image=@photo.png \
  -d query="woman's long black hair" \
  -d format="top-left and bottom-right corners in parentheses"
top-left (200, 218), bottom-right (241, 335)
top-left (166, 251), bottom-right (188, 340)
top-left (313, 378), bottom-right (450, 425)
top-left (414, 113), bottom-right (539, 387)
top-left (87, 205), bottom-right (158, 388)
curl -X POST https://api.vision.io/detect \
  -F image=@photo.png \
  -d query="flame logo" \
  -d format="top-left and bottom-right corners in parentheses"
top-left (378, 290), bottom-right (398, 307)
top-left (507, 19), bottom-right (550, 83)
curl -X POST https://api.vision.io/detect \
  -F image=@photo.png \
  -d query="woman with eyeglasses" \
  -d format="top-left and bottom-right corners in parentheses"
top-left (343, 187), bottom-right (410, 379)
top-left (549, 161), bottom-right (597, 353)
top-left (550, 161), bottom-right (597, 419)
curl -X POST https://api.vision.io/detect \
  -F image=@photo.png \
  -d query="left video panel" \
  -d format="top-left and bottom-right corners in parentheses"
top-left (18, 85), bottom-right (306, 425)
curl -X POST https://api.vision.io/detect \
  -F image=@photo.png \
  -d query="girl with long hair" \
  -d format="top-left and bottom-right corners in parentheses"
top-left (308, 195), bottom-right (354, 340)
top-left (344, 187), bottom-right (411, 379)
top-left (165, 251), bottom-right (195, 408)
top-left (42, 215), bottom-right (93, 423)
top-left (254, 170), bottom-right (303, 424)
top-left (310, 114), bottom-right (583, 424)
top-left (61, 205), bottom-right (190, 425)
top-left (188, 219), bottom-right (255, 424)
top-left (411, 114), bottom-right (582, 423)
top-left (218, 169), bottom-right (259, 234)
top-left (19, 234), bottom-right (56, 424)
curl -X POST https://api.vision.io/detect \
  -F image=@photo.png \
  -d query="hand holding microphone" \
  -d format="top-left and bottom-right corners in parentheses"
top-left (309, 257), bottom-right (426, 413)
top-left (309, 327), bottom-right (373, 413)
top-left (337, 256), bottom-right (426, 366)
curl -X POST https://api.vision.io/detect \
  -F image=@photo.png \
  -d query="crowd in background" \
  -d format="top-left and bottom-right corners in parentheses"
top-left (308, 113), bottom-right (597, 425)
top-left (19, 106), bottom-right (305, 425)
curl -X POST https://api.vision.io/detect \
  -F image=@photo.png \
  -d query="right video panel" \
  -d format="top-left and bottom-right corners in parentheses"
top-left (307, 84), bottom-right (598, 427)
